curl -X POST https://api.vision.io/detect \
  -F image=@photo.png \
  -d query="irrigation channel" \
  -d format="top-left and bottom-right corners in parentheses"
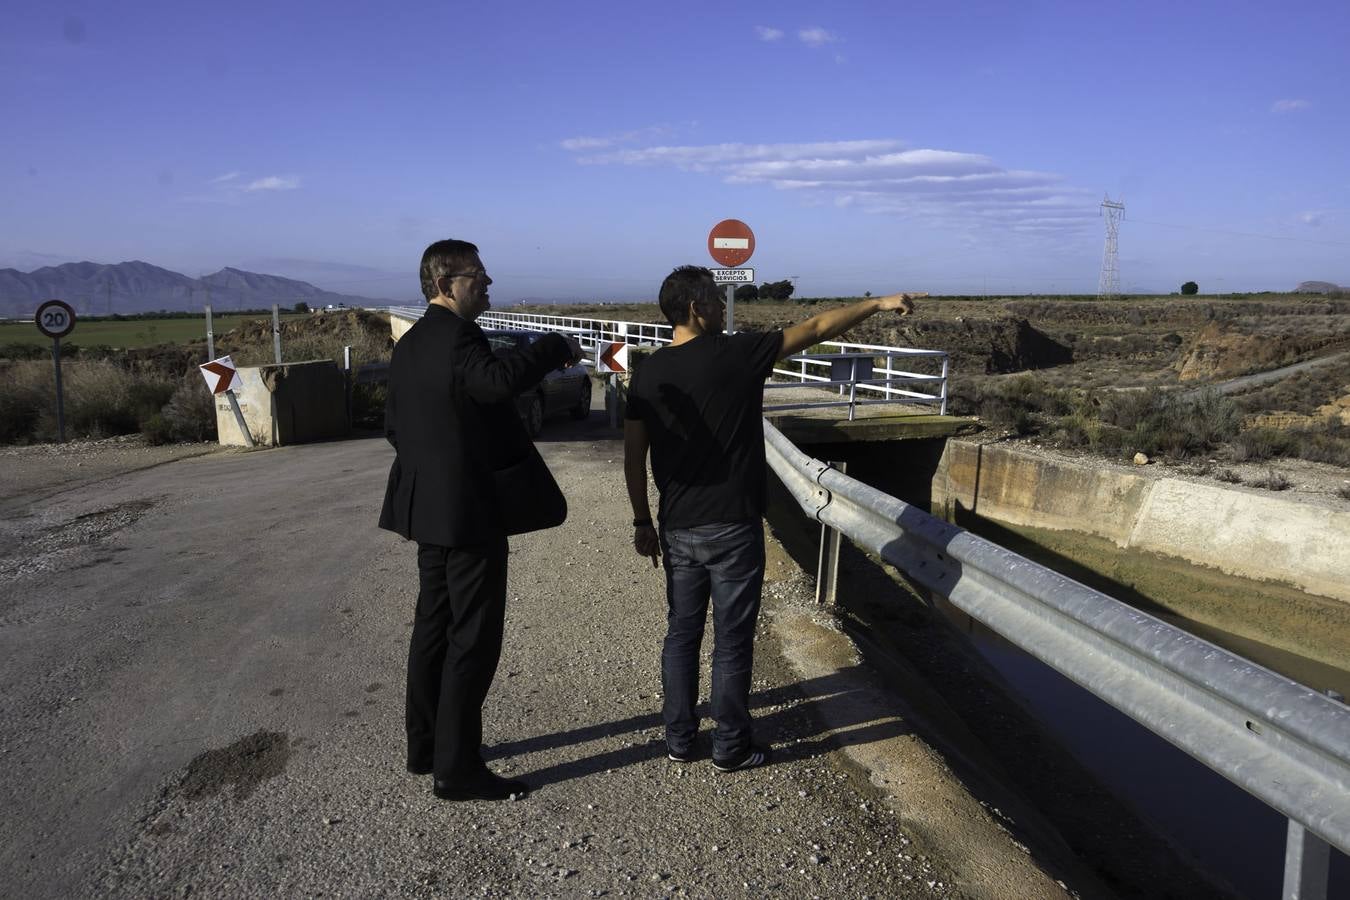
top-left (764, 436), bottom-right (1348, 900)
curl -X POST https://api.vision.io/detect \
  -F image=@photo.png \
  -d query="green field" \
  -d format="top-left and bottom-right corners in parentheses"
top-left (0, 314), bottom-right (308, 349)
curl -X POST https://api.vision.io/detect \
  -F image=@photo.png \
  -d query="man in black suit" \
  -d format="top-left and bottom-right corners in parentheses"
top-left (379, 239), bottom-right (581, 801)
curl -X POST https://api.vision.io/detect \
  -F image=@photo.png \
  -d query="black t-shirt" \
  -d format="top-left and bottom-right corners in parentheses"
top-left (625, 330), bottom-right (784, 529)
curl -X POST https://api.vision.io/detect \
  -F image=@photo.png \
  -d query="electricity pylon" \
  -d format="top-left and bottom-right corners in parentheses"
top-left (1098, 195), bottom-right (1125, 299)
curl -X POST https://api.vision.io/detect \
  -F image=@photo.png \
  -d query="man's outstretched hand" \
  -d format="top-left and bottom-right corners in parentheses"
top-left (876, 292), bottom-right (926, 316)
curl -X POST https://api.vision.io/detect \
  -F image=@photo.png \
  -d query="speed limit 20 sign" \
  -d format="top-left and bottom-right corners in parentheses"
top-left (35, 299), bottom-right (76, 339)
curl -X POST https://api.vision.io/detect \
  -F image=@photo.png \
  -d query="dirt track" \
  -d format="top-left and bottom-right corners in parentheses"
top-left (0, 414), bottom-right (1088, 899)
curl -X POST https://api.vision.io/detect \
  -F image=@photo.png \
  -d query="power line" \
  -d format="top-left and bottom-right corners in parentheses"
top-left (1129, 218), bottom-right (1350, 248)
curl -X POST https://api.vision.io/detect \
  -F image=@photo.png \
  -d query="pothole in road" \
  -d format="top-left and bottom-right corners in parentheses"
top-left (177, 729), bottom-right (292, 801)
top-left (0, 498), bottom-right (160, 581)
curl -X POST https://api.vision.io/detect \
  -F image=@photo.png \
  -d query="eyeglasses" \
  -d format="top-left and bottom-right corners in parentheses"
top-left (446, 269), bottom-right (487, 280)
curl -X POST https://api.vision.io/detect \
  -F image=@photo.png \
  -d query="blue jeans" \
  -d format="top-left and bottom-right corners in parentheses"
top-left (659, 520), bottom-right (765, 760)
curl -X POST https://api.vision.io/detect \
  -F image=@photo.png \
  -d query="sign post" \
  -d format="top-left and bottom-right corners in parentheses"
top-left (34, 299), bottom-right (76, 443)
top-left (199, 355), bottom-right (255, 448)
top-left (707, 219), bottom-right (755, 334)
top-left (204, 304), bottom-right (215, 361)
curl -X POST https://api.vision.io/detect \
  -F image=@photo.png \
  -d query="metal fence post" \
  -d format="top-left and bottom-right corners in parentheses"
top-left (939, 354), bottom-right (949, 416)
top-left (205, 304), bottom-right (214, 361)
top-left (272, 304), bottom-right (282, 364)
top-left (343, 345), bottom-right (352, 426)
top-left (848, 359), bottom-right (859, 421)
top-left (1282, 820), bottom-right (1330, 900)
top-left (815, 461), bottom-right (847, 604)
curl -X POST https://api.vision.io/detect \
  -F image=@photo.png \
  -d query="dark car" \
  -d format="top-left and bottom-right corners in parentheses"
top-left (483, 329), bottom-right (592, 436)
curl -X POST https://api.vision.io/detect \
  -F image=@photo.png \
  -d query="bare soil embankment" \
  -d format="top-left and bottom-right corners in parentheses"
top-left (520, 296), bottom-right (1350, 493)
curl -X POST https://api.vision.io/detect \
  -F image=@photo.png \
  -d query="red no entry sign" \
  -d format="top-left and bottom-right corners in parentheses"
top-left (707, 219), bottom-right (755, 268)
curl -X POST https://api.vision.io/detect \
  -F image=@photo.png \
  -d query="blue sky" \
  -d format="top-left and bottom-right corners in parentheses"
top-left (2, 0), bottom-right (1347, 301)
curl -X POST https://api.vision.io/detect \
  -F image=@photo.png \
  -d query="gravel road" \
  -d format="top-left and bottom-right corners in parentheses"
top-left (0, 411), bottom-right (1072, 899)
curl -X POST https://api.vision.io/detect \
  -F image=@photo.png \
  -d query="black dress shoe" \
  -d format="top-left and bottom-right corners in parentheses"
top-left (407, 761), bottom-right (433, 776)
top-left (433, 770), bottom-right (529, 801)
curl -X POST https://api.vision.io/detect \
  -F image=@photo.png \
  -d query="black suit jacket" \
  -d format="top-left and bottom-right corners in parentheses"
top-left (378, 304), bottom-right (572, 546)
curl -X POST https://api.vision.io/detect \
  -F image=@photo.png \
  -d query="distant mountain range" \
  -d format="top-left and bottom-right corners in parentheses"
top-left (0, 261), bottom-right (386, 317)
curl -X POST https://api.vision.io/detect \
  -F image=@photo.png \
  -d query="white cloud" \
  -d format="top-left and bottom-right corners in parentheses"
top-left (1300, 210), bottom-right (1324, 226)
top-left (564, 139), bottom-right (1095, 234)
top-left (579, 140), bottom-right (907, 169)
top-left (798, 27), bottom-right (838, 47)
top-left (755, 26), bottom-right (784, 42)
top-left (560, 136), bottom-right (612, 151)
top-left (1272, 99), bottom-right (1311, 113)
top-left (560, 124), bottom-right (685, 153)
top-left (244, 175), bottom-right (300, 192)
top-left (210, 171), bottom-right (241, 184)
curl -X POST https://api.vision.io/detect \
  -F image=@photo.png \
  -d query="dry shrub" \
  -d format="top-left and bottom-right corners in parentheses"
top-left (1231, 358), bottom-right (1350, 416)
top-left (143, 373), bottom-right (218, 445)
top-left (59, 360), bottom-right (173, 440)
top-left (0, 361), bottom-right (48, 442)
top-left (1286, 422), bottom-right (1350, 468)
top-left (960, 374), bottom-right (1073, 434)
top-left (1250, 469), bottom-right (1292, 491)
top-left (351, 382), bottom-right (387, 431)
top-left (1229, 427), bottom-right (1297, 462)
top-left (281, 326), bottom-right (392, 369)
top-left (0, 359), bottom-right (175, 444)
top-left (1099, 389), bottom-right (1239, 459)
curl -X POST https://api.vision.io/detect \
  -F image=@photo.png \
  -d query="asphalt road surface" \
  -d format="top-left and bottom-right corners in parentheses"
top-left (0, 409), bottom-right (1010, 899)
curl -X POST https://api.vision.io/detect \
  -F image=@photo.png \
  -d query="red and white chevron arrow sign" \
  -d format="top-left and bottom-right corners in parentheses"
top-left (199, 355), bottom-right (243, 395)
top-left (596, 342), bottom-right (629, 374)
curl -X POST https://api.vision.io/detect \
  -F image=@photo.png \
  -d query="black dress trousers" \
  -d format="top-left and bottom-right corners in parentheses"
top-left (406, 535), bottom-right (510, 780)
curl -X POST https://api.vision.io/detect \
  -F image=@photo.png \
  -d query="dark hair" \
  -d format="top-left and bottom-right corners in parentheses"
top-left (658, 265), bottom-right (720, 327)
top-left (419, 239), bottom-right (480, 301)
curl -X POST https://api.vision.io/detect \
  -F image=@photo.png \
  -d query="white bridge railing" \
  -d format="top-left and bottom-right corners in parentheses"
top-left (385, 307), bottom-right (949, 417)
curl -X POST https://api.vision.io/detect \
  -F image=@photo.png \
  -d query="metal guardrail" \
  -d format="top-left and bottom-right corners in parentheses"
top-left (382, 307), bottom-right (949, 416)
top-left (763, 419), bottom-right (1349, 899)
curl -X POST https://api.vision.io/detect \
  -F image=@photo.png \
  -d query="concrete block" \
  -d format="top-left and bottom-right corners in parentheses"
top-left (215, 360), bottom-right (348, 447)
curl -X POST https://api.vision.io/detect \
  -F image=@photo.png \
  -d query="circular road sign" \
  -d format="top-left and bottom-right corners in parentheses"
top-left (708, 219), bottom-right (755, 268)
top-left (35, 299), bottom-right (76, 339)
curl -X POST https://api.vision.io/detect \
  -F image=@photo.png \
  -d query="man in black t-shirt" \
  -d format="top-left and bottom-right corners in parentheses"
top-left (624, 266), bottom-right (920, 771)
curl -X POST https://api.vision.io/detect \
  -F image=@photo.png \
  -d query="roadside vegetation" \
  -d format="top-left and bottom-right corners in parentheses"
top-left (949, 375), bottom-right (1350, 477)
top-left (0, 310), bottom-right (393, 446)
top-left (3, 294), bottom-right (1348, 482)
top-left (0, 311), bottom-right (309, 351)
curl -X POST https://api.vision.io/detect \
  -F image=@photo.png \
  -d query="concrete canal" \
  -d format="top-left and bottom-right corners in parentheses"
top-left (766, 436), bottom-right (1349, 899)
